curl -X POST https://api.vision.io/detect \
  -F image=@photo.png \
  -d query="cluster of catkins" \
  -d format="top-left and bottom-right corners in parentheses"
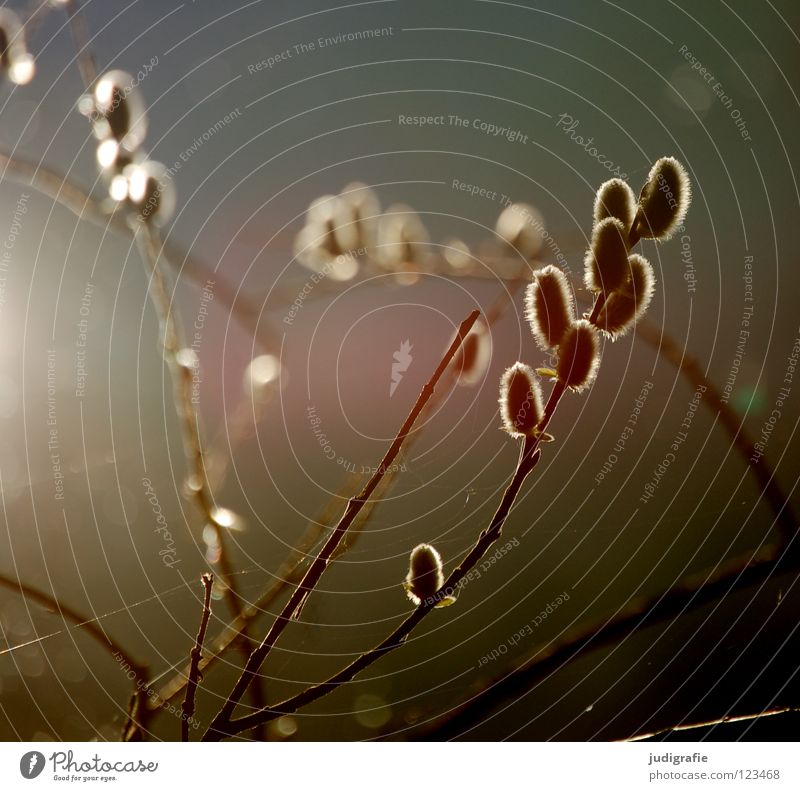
top-left (500, 157), bottom-right (691, 439)
top-left (295, 183), bottom-right (439, 284)
top-left (0, 8), bottom-right (35, 86)
top-left (294, 187), bottom-right (550, 286)
top-left (400, 158), bottom-right (690, 607)
top-left (78, 70), bottom-right (174, 226)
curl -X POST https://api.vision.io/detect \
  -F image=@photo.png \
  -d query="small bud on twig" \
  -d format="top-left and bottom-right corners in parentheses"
top-left (127, 160), bottom-right (175, 225)
top-left (404, 544), bottom-right (454, 607)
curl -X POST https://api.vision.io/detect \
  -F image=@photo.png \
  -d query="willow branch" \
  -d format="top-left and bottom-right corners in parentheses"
top-left (181, 573), bottom-right (213, 741)
top-left (625, 705), bottom-right (800, 741)
top-left (204, 308), bottom-right (481, 739)
top-left (210, 436), bottom-right (543, 739)
top-left (150, 474), bottom-right (353, 709)
top-left (135, 223), bottom-right (268, 723)
top-left (62, 0), bottom-right (98, 89)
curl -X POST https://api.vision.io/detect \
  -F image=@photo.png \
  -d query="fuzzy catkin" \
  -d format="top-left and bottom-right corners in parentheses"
top-left (636, 157), bottom-right (691, 241)
top-left (91, 70), bottom-right (148, 152)
top-left (525, 265), bottom-right (575, 350)
top-left (593, 178), bottom-right (637, 232)
top-left (404, 544), bottom-right (445, 606)
top-left (596, 254), bottom-right (655, 339)
top-left (499, 363), bottom-right (543, 437)
top-left (557, 320), bottom-right (601, 391)
top-left (583, 217), bottom-right (629, 295)
top-left (496, 203), bottom-right (545, 260)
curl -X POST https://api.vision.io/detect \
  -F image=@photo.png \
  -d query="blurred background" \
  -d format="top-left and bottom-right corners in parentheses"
top-left (0, 0), bottom-right (799, 741)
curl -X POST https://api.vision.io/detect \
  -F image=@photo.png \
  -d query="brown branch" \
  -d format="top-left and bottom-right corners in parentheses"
top-left (181, 573), bottom-right (214, 741)
top-left (207, 436), bottom-right (543, 739)
top-left (417, 544), bottom-right (797, 739)
top-left (625, 705), bottom-right (800, 741)
top-left (151, 280), bottom-right (514, 713)
top-left (203, 308), bottom-right (481, 739)
top-left (150, 474), bottom-right (353, 709)
top-left (632, 316), bottom-right (798, 544)
top-left (61, 0), bottom-right (98, 89)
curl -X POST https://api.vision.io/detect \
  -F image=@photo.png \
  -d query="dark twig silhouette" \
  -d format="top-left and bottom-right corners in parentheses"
top-left (181, 573), bottom-right (214, 741)
top-left (204, 308), bottom-right (481, 739)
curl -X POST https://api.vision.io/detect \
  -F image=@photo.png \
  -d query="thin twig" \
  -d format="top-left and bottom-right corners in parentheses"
top-left (181, 573), bottom-right (214, 741)
top-left (204, 308), bottom-right (482, 739)
top-left (417, 544), bottom-right (797, 739)
top-left (62, 0), bottom-right (98, 88)
top-left (151, 285), bottom-right (511, 712)
top-left (206, 436), bottom-right (543, 739)
top-left (135, 222), bottom-right (269, 728)
top-left (624, 705), bottom-right (800, 741)
top-left (150, 475), bottom-right (353, 709)
top-left (0, 573), bottom-right (145, 684)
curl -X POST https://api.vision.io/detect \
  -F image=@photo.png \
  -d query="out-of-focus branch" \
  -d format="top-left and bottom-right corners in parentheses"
top-left (0, 151), bottom-right (276, 352)
top-left (416, 544), bottom-right (797, 739)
